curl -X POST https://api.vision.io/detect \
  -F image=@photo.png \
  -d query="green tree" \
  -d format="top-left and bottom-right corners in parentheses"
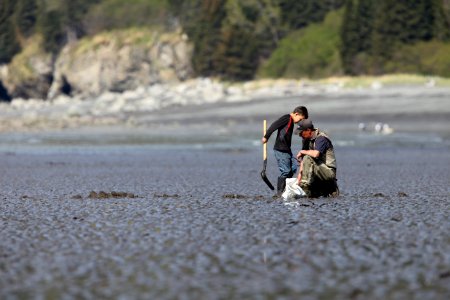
top-left (15, 0), bottom-right (38, 38)
top-left (370, 0), bottom-right (449, 73)
top-left (0, 18), bottom-right (21, 63)
top-left (340, 0), bottom-right (359, 74)
top-left (279, 0), bottom-right (344, 29)
top-left (260, 10), bottom-right (343, 78)
top-left (370, 0), bottom-right (395, 73)
top-left (221, 0), bottom-right (283, 68)
top-left (355, 0), bottom-right (374, 52)
top-left (432, 0), bottom-right (450, 40)
top-left (182, 0), bottom-right (227, 77)
top-left (405, 0), bottom-right (449, 42)
top-left (416, 0), bottom-right (435, 41)
top-left (62, 0), bottom-right (98, 37)
top-left (215, 25), bottom-right (259, 80)
top-left (0, 0), bottom-right (20, 63)
top-left (40, 10), bottom-right (65, 54)
top-left (279, 0), bottom-right (316, 29)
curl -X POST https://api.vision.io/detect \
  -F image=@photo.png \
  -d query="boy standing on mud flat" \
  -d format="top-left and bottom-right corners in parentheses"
top-left (261, 106), bottom-right (308, 196)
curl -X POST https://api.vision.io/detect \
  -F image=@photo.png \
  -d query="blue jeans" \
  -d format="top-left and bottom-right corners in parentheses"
top-left (274, 150), bottom-right (298, 177)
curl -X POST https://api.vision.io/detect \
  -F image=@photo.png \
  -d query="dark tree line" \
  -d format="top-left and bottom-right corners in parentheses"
top-left (168, 0), bottom-right (345, 80)
top-left (2, 0), bottom-right (449, 79)
top-left (340, 0), bottom-right (450, 75)
top-left (279, 0), bottom-right (345, 29)
top-left (0, 0), bottom-right (99, 62)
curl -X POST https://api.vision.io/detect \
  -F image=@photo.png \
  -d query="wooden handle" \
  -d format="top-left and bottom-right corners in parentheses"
top-left (263, 120), bottom-right (267, 160)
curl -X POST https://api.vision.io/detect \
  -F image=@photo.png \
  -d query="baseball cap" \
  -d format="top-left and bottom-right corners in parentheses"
top-left (295, 119), bottom-right (314, 134)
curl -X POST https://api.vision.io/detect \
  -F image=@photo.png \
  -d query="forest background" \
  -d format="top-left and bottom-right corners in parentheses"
top-left (1, 0), bottom-right (450, 91)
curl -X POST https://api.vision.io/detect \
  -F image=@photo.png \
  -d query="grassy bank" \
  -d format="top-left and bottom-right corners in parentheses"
top-left (233, 74), bottom-right (450, 91)
top-left (315, 74), bottom-right (450, 88)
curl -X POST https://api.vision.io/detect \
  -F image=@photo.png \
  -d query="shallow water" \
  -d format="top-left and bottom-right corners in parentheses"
top-left (1, 139), bottom-right (449, 299)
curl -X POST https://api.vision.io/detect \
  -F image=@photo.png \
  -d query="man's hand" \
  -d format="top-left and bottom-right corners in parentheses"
top-left (297, 173), bottom-right (302, 185)
top-left (261, 137), bottom-right (267, 144)
top-left (297, 149), bottom-right (320, 159)
top-left (296, 159), bottom-right (303, 185)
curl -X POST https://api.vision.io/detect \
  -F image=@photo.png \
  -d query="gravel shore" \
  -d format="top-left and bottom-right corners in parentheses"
top-left (1, 143), bottom-right (449, 299)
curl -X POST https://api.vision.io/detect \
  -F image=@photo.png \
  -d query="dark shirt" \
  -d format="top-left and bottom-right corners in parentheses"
top-left (314, 136), bottom-right (333, 155)
top-left (264, 114), bottom-right (295, 154)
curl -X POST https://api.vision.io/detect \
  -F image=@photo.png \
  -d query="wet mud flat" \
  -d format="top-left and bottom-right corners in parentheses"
top-left (1, 145), bottom-right (449, 299)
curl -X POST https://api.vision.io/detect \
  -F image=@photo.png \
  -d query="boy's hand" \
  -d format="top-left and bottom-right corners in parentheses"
top-left (261, 137), bottom-right (267, 144)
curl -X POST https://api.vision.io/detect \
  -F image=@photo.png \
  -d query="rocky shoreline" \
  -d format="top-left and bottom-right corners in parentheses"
top-left (0, 78), bottom-right (330, 132)
top-left (1, 78), bottom-right (450, 136)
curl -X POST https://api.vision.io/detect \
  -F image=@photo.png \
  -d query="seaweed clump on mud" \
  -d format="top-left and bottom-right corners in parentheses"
top-left (88, 191), bottom-right (137, 199)
top-left (153, 193), bottom-right (180, 198)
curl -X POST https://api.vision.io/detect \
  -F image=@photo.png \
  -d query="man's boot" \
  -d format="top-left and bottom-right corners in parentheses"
top-left (329, 179), bottom-right (340, 197)
top-left (321, 179), bottom-right (339, 197)
top-left (300, 183), bottom-right (312, 198)
top-left (277, 176), bottom-right (287, 197)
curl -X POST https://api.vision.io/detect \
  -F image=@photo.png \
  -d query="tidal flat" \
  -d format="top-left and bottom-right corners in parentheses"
top-left (1, 142), bottom-right (449, 299)
top-left (1, 83), bottom-right (450, 299)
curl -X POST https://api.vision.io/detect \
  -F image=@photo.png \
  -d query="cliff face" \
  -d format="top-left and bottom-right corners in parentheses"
top-left (0, 29), bottom-right (193, 100)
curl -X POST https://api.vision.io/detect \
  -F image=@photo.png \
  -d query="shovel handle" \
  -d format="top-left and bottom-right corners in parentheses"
top-left (263, 120), bottom-right (267, 161)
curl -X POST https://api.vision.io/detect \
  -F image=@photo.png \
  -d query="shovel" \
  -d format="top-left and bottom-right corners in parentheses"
top-left (261, 120), bottom-right (275, 190)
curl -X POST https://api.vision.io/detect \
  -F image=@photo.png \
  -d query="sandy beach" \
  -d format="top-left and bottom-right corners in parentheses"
top-left (1, 83), bottom-right (450, 299)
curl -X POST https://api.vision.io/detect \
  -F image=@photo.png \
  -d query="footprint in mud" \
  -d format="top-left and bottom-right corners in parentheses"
top-left (439, 271), bottom-right (450, 279)
top-left (21, 195), bottom-right (38, 200)
top-left (373, 192), bottom-right (385, 197)
top-left (390, 213), bottom-right (403, 222)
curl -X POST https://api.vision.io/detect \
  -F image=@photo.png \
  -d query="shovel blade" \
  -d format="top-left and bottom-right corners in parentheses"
top-left (260, 170), bottom-right (275, 190)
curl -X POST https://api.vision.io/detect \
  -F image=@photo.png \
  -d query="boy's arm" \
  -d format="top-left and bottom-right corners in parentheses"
top-left (262, 115), bottom-right (289, 142)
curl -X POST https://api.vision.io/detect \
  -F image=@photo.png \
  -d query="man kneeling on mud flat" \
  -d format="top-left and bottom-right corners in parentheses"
top-left (295, 119), bottom-right (339, 198)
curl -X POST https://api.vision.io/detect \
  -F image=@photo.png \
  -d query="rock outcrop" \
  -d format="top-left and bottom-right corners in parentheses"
top-left (0, 37), bottom-right (54, 100)
top-left (1, 29), bottom-right (193, 100)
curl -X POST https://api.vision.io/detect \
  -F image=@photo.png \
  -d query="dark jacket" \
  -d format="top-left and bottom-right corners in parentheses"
top-left (264, 114), bottom-right (295, 154)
